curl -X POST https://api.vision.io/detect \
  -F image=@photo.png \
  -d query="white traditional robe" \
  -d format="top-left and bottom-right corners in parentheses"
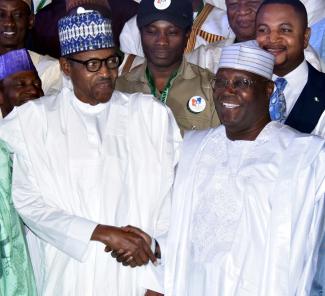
top-left (0, 87), bottom-right (181, 296)
top-left (29, 50), bottom-right (63, 95)
top-left (164, 122), bottom-right (325, 296)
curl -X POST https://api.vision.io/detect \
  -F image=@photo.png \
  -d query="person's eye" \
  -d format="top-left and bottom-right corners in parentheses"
top-left (34, 80), bottom-right (41, 87)
top-left (106, 57), bottom-right (119, 68)
top-left (87, 60), bottom-right (100, 69)
top-left (213, 79), bottom-right (227, 89)
top-left (227, 2), bottom-right (238, 9)
top-left (281, 27), bottom-right (292, 33)
top-left (12, 11), bottom-right (25, 19)
top-left (234, 79), bottom-right (251, 89)
top-left (14, 81), bottom-right (24, 88)
top-left (248, 1), bottom-right (261, 7)
top-left (144, 27), bottom-right (156, 35)
top-left (167, 30), bottom-right (178, 36)
top-left (256, 26), bottom-right (268, 34)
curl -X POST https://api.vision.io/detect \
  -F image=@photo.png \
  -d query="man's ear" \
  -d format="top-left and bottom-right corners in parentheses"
top-left (28, 14), bottom-right (35, 30)
top-left (303, 27), bottom-right (311, 49)
top-left (59, 57), bottom-right (72, 77)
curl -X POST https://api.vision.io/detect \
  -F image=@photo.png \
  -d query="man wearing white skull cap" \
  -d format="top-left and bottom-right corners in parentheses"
top-left (143, 42), bottom-right (325, 295)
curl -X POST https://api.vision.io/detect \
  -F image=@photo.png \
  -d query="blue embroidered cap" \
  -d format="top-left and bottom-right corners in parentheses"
top-left (0, 49), bottom-right (36, 81)
top-left (58, 10), bottom-right (115, 56)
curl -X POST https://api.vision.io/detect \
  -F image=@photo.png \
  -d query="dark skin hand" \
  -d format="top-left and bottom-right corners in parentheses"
top-left (122, 226), bottom-right (161, 259)
top-left (107, 226), bottom-right (161, 267)
top-left (91, 225), bottom-right (156, 267)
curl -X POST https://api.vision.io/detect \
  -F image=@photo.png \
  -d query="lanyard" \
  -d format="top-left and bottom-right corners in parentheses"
top-left (145, 67), bottom-right (178, 104)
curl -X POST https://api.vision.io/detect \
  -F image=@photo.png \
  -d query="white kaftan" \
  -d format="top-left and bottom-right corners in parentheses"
top-left (0, 87), bottom-right (181, 296)
top-left (164, 122), bottom-right (325, 296)
top-left (29, 50), bottom-right (63, 95)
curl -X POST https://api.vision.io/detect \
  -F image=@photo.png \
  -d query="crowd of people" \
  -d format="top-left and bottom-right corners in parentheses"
top-left (0, 0), bottom-right (324, 295)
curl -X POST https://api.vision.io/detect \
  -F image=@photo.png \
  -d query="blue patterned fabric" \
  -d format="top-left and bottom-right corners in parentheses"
top-left (269, 77), bottom-right (287, 122)
top-left (0, 49), bottom-right (35, 81)
top-left (58, 11), bottom-right (115, 56)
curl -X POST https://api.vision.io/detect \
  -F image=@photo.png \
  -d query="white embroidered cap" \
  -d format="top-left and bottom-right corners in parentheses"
top-left (218, 41), bottom-right (275, 80)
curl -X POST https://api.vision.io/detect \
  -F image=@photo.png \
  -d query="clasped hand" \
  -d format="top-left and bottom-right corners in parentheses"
top-left (91, 224), bottom-right (156, 268)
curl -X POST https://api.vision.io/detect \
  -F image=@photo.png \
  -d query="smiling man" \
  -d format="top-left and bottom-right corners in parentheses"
top-left (0, 9), bottom-right (181, 296)
top-left (0, 0), bottom-right (33, 54)
top-left (187, 0), bottom-right (324, 74)
top-left (0, 0), bottom-right (62, 95)
top-left (0, 48), bottom-right (43, 117)
top-left (116, 0), bottom-right (219, 133)
top-left (256, 0), bottom-right (325, 136)
top-left (155, 43), bottom-right (325, 295)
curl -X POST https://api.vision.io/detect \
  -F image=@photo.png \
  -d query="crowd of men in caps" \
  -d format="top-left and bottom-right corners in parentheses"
top-left (1, 0), bottom-right (325, 295)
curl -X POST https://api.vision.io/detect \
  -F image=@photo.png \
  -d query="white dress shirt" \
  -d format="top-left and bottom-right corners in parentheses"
top-left (273, 59), bottom-right (325, 137)
top-left (273, 60), bottom-right (308, 117)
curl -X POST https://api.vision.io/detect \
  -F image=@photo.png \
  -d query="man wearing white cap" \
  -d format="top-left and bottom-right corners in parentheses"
top-left (0, 8), bottom-right (181, 296)
top-left (146, 43), bottom-right (325, 295)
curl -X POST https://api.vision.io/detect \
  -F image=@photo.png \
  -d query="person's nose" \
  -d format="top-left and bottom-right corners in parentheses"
top-left (156, 32), bottom-right (168, 46)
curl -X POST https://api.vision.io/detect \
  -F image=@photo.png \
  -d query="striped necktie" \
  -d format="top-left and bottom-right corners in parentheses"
top-left (269, 77), bottom-right (287, 122)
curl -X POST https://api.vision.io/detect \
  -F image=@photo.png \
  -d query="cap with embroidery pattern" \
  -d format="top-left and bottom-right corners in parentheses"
top-left (58, 10), bottom-right (114, 56)
top-left (0, 49), bottom-right (36, 81)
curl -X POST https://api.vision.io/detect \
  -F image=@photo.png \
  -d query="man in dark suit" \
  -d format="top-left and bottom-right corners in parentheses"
top-left (256, 0), bottom-right (325, 136)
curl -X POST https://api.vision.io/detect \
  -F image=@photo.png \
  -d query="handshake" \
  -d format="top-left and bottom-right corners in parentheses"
top-left (91, 224), bottom-right (160, 268)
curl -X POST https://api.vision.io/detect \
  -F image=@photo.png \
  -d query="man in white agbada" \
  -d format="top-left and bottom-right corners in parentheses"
top-left (0, 9), bottom-right (181, 296)
top-left (159, 43), bottom-right (325, 295)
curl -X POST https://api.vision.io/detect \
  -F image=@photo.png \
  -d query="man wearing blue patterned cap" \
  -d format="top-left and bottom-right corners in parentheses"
top-left (0, 8), bottom-right (181, 296)
top-left (143, 42), bottom-right (325, 295)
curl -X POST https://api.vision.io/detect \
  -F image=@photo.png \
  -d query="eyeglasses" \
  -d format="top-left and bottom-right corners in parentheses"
top-left (67, 56), bottom-right (120, 72)
top-left (211, 78), bottom-right (257, 90)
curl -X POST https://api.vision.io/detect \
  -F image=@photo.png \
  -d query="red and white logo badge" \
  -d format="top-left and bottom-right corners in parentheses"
top-left (154, 0), bottom-right (171, 10)
top-left (188, 96), bottom-right (206, 113)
